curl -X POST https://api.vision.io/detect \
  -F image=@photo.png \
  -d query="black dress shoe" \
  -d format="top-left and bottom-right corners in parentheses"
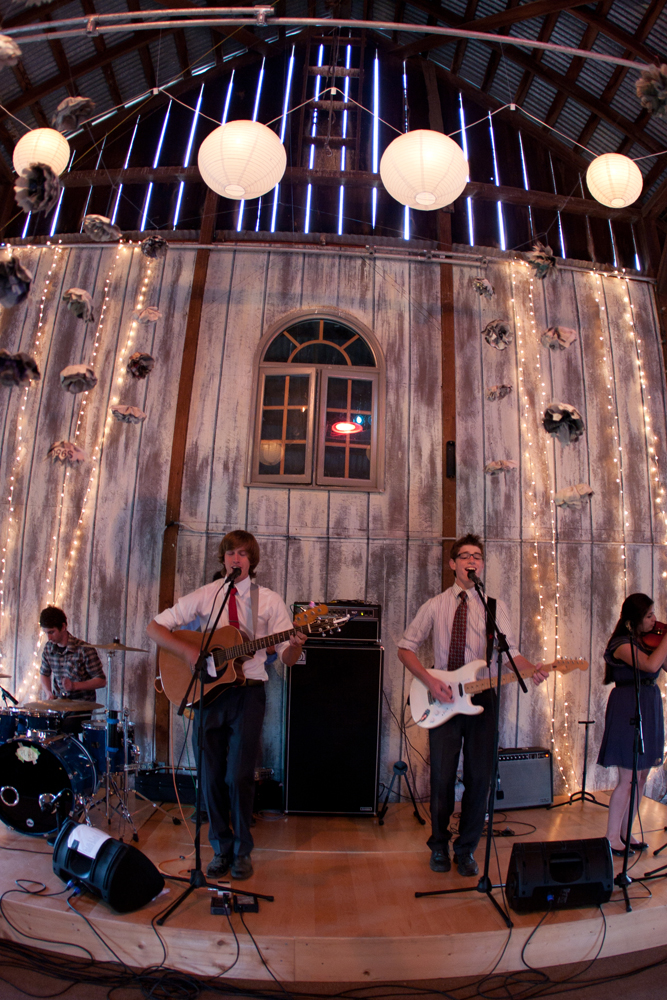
top-left (429, 849), bottom-right (451, 873)
top-left (611, 846), bottom-right (635, 857)
top-left (231, 855), bottom-right (254, 880)
top-left (207, 853), bottom-right (232, 877)
top-left (456, 852), bottom-right (479, 877)
top-left (621, 836), bottom-right (648, 850)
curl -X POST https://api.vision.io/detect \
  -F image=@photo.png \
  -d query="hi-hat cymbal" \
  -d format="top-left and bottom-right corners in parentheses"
top-left (87, 640), bottom-right (148, 653)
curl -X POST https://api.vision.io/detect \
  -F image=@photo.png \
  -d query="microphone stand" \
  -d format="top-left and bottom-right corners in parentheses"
top-left (611, 625), bottom-right (643, 911)
top-left (0, 685), bottom-right (17, 706)
top-left (415, 572), bottom-right (527, 927)
top-left (157, 569), bottom-right (272, 926)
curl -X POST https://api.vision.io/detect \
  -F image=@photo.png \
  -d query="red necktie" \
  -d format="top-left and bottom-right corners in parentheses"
top-left (228, 586), bottom-right (240, 630)
top-left (447, 592), bottom-right (468, 670)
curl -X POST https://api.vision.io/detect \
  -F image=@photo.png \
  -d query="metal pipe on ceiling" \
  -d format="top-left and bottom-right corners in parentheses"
top-left (4, 14), bottom-right (646, 71)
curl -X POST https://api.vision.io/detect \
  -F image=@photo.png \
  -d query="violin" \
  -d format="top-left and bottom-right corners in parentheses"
top-left (641, 621), bottom-right (667, 650)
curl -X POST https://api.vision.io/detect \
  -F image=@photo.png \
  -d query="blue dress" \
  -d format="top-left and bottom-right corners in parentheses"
top-left (597, 635), bottom-right (664, 770)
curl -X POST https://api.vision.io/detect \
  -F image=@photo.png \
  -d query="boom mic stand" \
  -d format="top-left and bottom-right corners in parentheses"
top-left (415, 571), bottom-right (527, 928)
top-left (156, 569), bottom-right (273, 925)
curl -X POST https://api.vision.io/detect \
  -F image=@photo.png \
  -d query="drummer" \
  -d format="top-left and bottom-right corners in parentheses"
top-left (39, 606), bottom-right (106, 702)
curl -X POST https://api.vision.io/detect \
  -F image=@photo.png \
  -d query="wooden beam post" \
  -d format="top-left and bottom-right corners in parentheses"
top-left (153, 186), bottom-right (218, 760)
top-left (438, 209), bottom-right (456, 588)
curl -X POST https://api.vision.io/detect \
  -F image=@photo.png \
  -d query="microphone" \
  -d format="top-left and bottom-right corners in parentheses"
top-left (225, 566), bottom-right (242, 584)
top-left (467, 568), bottom-right (482, 587)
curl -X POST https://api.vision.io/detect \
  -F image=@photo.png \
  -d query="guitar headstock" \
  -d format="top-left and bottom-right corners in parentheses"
top-left (554, 657), bottom-right (589, 674)
top-left (307, 614), bottom-right (351, 635)
top-left (294, 603), bottom-right (329, 628)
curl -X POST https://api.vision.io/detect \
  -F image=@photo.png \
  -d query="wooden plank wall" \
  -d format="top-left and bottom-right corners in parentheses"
top-left (1, 242), bottom-right (665, 805)
top-left (455, 256), bottom-right (667, 798)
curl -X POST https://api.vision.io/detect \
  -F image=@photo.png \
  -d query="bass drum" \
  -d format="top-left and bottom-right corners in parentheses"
top-left (0, 734), bottom-right (96, 835)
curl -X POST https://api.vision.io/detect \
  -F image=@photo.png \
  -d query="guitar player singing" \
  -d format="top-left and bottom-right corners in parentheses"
top-left (147, 530), bottom-right (306, 881)
top-left (397, 534), bottom-right (548, 878)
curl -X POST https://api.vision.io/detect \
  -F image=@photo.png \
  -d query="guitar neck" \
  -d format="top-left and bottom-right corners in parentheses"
top-left (211, 627), bottom-right (298, 665)
top-left (465, 664), bottom-right (541, 695)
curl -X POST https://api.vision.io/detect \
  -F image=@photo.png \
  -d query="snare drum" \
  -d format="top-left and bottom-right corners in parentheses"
top-left (0, 734), bottom-right (96, 835)
top-left (81, 720), bottom-right (139, 775)
top-left (0, 708), bottom-right (16, 743)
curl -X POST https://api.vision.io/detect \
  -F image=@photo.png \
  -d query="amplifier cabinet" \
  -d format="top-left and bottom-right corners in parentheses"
top-left (496, 747), bottom-right (553, 809)
top-left (285, 643), bottom-right (382, 815)
top-left (294, 601), bottom-right (381, 643)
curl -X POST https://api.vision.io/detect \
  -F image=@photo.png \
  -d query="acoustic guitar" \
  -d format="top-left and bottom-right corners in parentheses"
top-left (159, 603), bottom-right (349, 708)
top-left (409, 657), bottom-right (589, 729)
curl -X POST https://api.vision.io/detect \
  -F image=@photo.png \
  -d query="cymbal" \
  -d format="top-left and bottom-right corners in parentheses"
top-left (87, 640), bottom-right (148, 653)
top-left (23, 699), bottom-right (103, 712)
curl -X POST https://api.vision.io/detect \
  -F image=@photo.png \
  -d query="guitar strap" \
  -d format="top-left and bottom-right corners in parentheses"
top-left (249, 581), bottom-right (259, 640)
top-left (485, 597), bottom-right (497, 668)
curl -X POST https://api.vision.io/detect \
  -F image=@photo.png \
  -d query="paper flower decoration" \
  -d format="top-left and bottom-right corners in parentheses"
top-left (51, 96), bottom-right (96, 133)
top-left (63, 288), bottom-right (95, 323)
top-left (486, 384), bottom-right (512, 402)
top-left (0, 35), bottom-right (21, 67)
top-left (472, 277), bottom-right (494, 298)
top-left (47, 440), bottom-right (87, 466)
top-left (0, 350), bottom-right (40, 386)
top-left (636, 65), bottom-right (667, 118)
top-left (543, 402), bottom-right (584, 446)
top-left (483, 319), bottom-right (513, 351)
top-left (138, 307), bottom-right (161, 324)
top-left (527, 242), bottom-right (556, 280)
top-left (83, 214), bottom-right (121, 242)
top-left (0, 254), bottom-right (33, 308)
top-left (554, 483), bottom-right (594, 509)
top-left (141, 236), bottom-right (168, 259)
top-left (127, 352), bottom-right (155, 379)
top-left (14, 163), bottom-right (61, 214)
top-left (484, 460), bottom-right (518, 476)
top-left (60, 364), bottom-right (97, 394)
top-left (111, 405), bottom-right (147, 424)
top-left (541, 326), bottom-right (576, 351)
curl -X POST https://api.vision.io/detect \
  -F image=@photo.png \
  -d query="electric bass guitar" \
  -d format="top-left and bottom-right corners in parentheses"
top-left (159, 604), bottom-right (349, 708)
top-left (409, 657), bottom-right (588, 729)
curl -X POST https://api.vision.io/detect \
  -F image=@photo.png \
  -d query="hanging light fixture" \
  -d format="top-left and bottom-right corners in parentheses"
top-left (586, 153), bottom-right (643, 209)
top-left (332, 420), bottom-right (363, 435)
top-left (380, 129), bottom-right (469, 211)
top-left (13, 128), bottom-right (70, 176)
top-left (259, 440), bottom-right (283, 465)
top-left (198, 120), bottom-right (286, 200)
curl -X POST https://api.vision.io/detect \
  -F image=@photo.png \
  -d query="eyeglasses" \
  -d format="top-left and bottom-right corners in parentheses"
top-left (455, 552), bottom-right (483, 562)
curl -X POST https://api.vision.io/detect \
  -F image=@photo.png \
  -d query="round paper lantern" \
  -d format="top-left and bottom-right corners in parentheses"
top-left (586, 153), bottom-right (643, 209)
top-left (197, 120), bottom-right (286, 200)
top-left (379, 129), bottom-right (468, 211)
top-left (13, 128), bottom-right (70, 176)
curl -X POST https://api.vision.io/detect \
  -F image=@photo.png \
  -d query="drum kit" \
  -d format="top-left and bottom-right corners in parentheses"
top-left (0, 638), bottom-right (150, 840)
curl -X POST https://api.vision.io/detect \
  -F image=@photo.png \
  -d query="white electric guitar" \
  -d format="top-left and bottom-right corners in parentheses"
top-left (409, 657), bottom-right (588, 729)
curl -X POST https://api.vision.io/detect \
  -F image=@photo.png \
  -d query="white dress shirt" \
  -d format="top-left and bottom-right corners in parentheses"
top-left (398, 582), bottom-right (520, 673)
top-left (154, 575), bottom-right (293, 680)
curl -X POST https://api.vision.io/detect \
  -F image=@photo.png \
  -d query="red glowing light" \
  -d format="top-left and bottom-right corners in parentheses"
top-left (332, 420), bottom-right (363, 435)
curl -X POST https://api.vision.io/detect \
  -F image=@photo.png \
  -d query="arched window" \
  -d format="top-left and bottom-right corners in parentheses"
top-left (250, 315), bottom-right (384, 489)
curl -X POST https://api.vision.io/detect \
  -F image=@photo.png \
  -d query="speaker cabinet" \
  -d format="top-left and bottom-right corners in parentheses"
top-left (506, 838), bottom-right (614, 912)
top-left (496, 747), bottom-right (553, 809)
top-left (285, 643), bottom-right (382, 815)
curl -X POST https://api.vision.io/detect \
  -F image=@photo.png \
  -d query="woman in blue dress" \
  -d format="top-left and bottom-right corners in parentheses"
top-left (598, 593), bottom-right (667, 855)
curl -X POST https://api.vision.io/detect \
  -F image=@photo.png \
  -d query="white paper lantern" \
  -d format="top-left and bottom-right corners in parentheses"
top-left (379, 129), bottom-right (469, 211)
top-left (197, 120), bottom-right (286, 200)
top-left (13, 128), bottom-right (70, 176)
top-left (586, 153), bottom-right (643, 209)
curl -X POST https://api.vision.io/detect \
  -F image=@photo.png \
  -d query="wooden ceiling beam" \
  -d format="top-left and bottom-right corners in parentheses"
top-left (393, 0), bottom-right (596, 60)
top-left (57, 161), bottom-right (639, 219)
top-left (125, 0), bottom-right (159, 91)
top-left (450, 0), bottom-right (480, 76)
top-left (543, 0), bottom-right (613, 129)
top-left (175, 29), bottom-right (193, 78)
top-left (11, 61), bottom-right (50, 128)
top-left (78, 0), bottom-right (124, 109)
top-left (570, 6), bottom-right (666, 65)
top-left (479, 0), bottom-right (520, 95)
top-left (512, 11), bottom-right (558, 106)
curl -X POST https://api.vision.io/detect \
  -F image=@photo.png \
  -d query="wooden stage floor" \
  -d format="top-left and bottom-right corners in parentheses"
top-left (2, 792), bottom-right (667, 981)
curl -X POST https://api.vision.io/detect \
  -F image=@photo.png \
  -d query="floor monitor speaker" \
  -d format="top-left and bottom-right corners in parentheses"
top-left (506, 838), bottom-right (614, 912)
top-left (285, 643), bottom-right (382, 815)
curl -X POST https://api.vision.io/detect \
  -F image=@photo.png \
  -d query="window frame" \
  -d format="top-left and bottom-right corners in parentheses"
top-left (248, 309), bottom-right (385, 492)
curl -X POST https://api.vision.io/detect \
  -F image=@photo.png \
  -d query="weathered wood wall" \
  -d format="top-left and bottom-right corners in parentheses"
top-left (0, 242), bottom-right (664, 806)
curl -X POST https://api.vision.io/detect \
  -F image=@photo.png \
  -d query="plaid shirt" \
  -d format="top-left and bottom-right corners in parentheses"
top-left (40, 633), bottom-right (105, 701)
